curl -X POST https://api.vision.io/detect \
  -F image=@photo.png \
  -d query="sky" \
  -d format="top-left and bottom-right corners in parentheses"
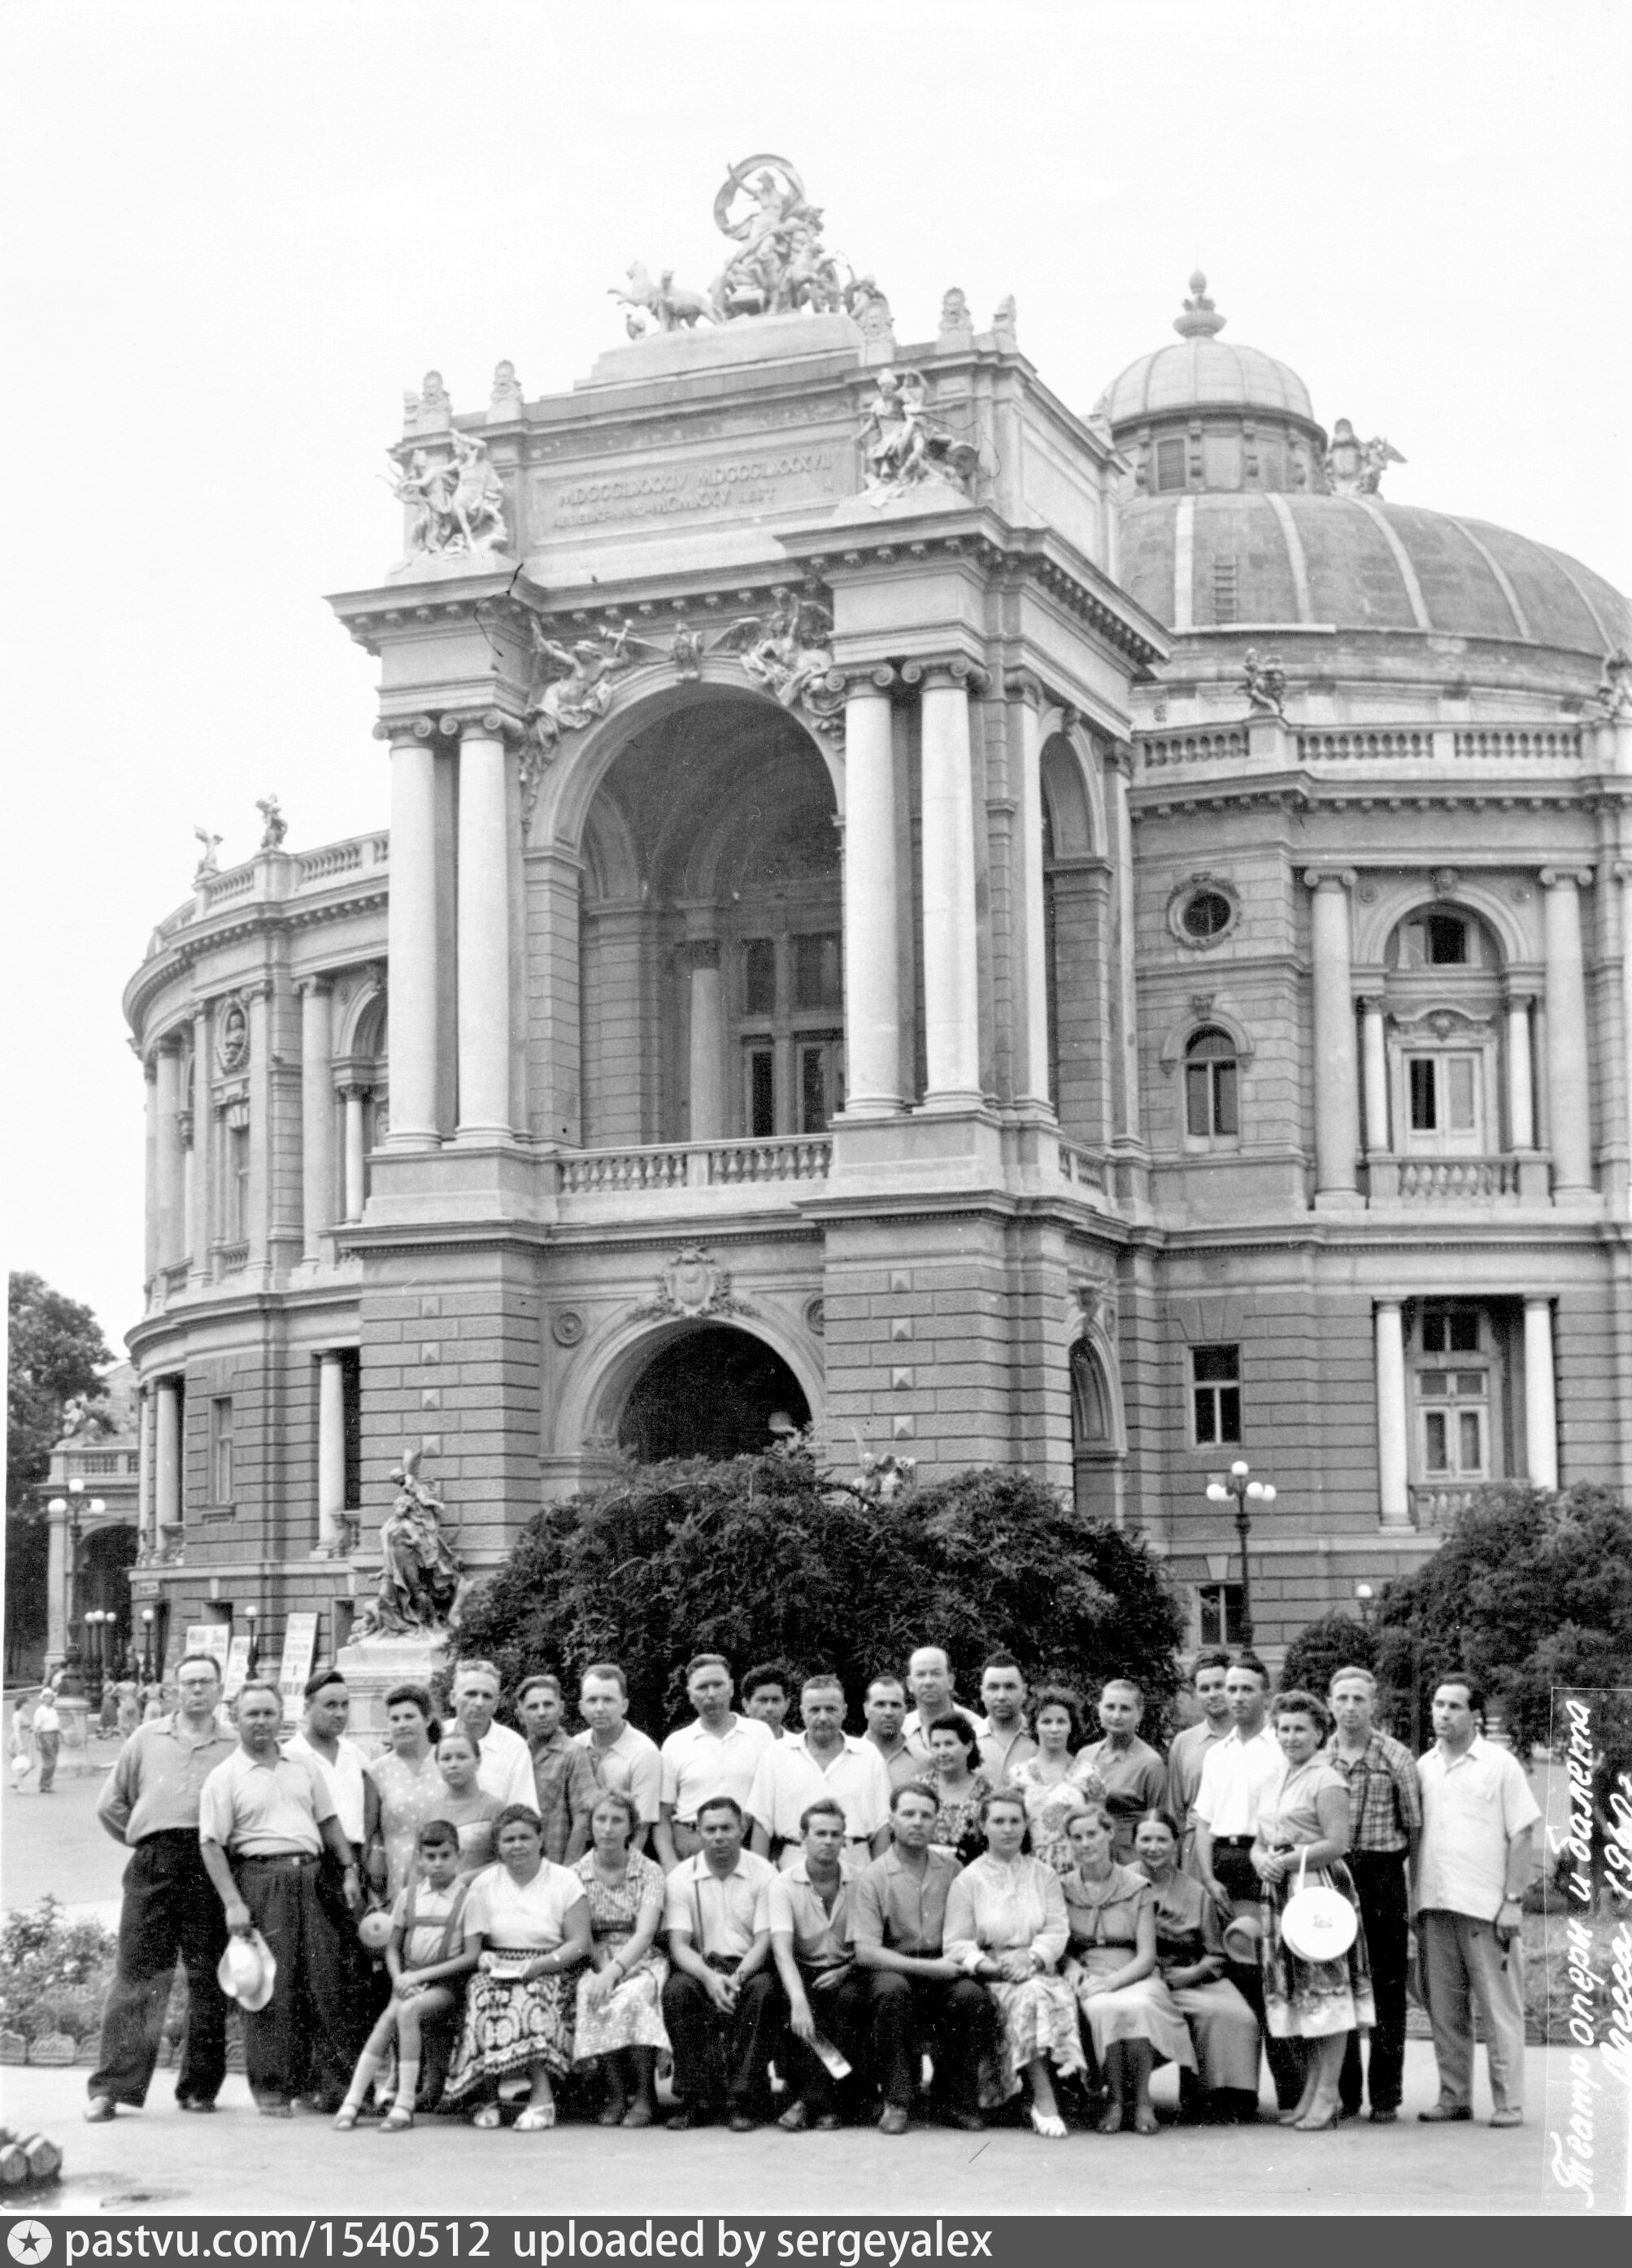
top-left (2, 0), bottom-right (1629, 1357)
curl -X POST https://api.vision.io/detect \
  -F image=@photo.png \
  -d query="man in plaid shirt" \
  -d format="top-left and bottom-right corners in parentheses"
top-left (1326, 1665), bottom-right (1421, 2122)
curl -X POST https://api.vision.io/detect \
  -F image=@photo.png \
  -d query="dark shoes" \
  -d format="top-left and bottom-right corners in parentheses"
top-left (878, 2105), bottom-right (910, 2136)
top-left (667, 2106), bottom-right (713, 2131)
top-left (1368, 2109), bottom-right (1398, 2125)
top-left (84, 2096), bottom-right (116, 2124)
top-left (176, 2096), bottom-right (218, 2114)
top-left (1417, 2103), bottom-right (1472, 2123)
top-left (726, 2109), bottom-right (757, 2134)
top-left (947, 2109), bottom-right (986, 2133)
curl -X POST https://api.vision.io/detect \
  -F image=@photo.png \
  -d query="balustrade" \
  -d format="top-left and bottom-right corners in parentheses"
top-left (554, 1136), bottom-right (830, 1197)
top-left (1056, 1139), bottom-right (1108, 1190)
top-left (1409, 1482), bottom-right (1481, 1530)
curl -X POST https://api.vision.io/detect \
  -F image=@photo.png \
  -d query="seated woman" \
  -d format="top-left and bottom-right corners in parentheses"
top-left (443, 1804), bottom-right (592, 2131)
top-left (1132, 1808), bottom-right (1260, 2125)
top-left (433, 1729), bottom-right (504, 1875)
top-left (1062, 1804), bottom-right (1193, 2135)
top-left (1252, 1691), bottom-right (1374, 2133)
top-left (1008, 1688), bottom-right (1106, 1875)
top-left (911, 1714), bottom-right (998, 1865)
top-left (572, 1788), bottom-right (670, 2129)
top-left (944, 1788), bottom-right (1086, 2138)
top-left (334, 1817), bottom-right (476, 2131)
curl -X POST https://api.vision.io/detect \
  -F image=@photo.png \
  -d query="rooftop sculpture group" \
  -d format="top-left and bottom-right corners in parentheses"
top-left (1322, 417), bottom-right (1406, 498)
top-left (860, 367), bottom-right (981, 502)
top-left (386, 424), bottom-right (509, 568)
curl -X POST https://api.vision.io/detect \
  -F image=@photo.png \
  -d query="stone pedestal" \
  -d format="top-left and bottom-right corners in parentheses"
top-left (335, 1630), bottom-right (450, 1739)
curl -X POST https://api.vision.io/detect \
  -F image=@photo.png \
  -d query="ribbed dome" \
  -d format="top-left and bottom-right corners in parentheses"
top-left (1118, 491), bottom-right (1632, 652)
top-left (1095, 272), bottom-right (1318, 432)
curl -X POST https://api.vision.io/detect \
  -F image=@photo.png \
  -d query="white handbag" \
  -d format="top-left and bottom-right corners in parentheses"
top-left (1278, 1846), bottom-right (1357, 1962)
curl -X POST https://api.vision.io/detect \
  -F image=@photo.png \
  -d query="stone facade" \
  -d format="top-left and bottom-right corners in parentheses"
top-left (121, 203), bottom-right (1632, 1679)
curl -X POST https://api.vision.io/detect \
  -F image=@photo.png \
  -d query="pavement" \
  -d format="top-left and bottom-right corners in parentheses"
top-left (0, 1735), bottom-right (1565, 2219)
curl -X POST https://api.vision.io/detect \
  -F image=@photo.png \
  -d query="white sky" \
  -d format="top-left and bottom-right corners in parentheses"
top-left (2, 0), bottom-right (1629, 1353)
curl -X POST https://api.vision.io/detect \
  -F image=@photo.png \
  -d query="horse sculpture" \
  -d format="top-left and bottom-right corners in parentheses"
top-left (611, 261), bottom-right (720, 337)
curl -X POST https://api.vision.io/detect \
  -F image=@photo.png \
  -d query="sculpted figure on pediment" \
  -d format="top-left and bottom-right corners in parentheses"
top-left (718, 587), bottom-right (845, 736)
top-left (526, 616), bottom-right (659, 755)
top-left (860, 368), bottom-right (979, 502)
top-left (386, 429), bottom-right (507, 566)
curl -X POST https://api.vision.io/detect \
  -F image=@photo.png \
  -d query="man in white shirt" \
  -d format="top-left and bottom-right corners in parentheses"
top-left (571, 1661), bottom-right (661, 1855)
top-left (766, 1800), bottom-right (869, 2129)
top-left (448, 1658), bottom-right (535, 1809)
top-left (1413, 1677), bottom-right (1540, 2128)
top-left (1191, 1653), bottom-right (1297, 2115)
top-left (282, 1669), bottom-right (374, 2073)
top-left (660, 1796), bottom-right (779, 2129)
top-left (975, 1656), bottom-right (1038, 1783)
top-left (746, 1674), bottom-right (891, 1868)
top-left (656, 1654), bottom-right (773, 1870)
top-left (901, 1647), bottom-right (987, 1760)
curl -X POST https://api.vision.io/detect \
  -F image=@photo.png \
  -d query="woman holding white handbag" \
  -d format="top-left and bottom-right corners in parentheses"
top-left (1251, 1691), bottom-right (1374, 2131)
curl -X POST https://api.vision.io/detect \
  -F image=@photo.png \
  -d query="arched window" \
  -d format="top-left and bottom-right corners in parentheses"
top-left (1069, 1339), bottom-right (1121, 1523)
top-left (1184, 1027), bottom-right (1239, 1140)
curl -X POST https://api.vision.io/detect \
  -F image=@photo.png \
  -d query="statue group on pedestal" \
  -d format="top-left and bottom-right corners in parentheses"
top-left (385, 427), bottom-right (509, 565)
top-left (354, 1449), bottom-right (465, 1639)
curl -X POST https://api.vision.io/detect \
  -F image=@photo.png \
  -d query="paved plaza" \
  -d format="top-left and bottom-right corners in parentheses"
top-left (1, 1752), bottom-right (1559, 2220)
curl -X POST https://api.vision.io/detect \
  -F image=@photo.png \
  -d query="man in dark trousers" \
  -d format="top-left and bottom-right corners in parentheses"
top-left (659, 1796), bottom-right (780, 2130)
top-left (198, 1680), bottom-right (361, 2115)
top-left (1327, 1666), bottom-right (1421, 2123)
top-left (85, 1652), bottom-right (238, 2121)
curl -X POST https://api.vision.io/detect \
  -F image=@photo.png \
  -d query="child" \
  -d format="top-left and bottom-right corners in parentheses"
top-left (335, 1820), bottom-right (477, 2131)
top-left (433, 1729), bottom-right (505, 1875)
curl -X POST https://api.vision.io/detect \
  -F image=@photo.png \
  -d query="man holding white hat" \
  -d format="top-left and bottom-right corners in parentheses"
top-left (199, 1681), bottom-right (361, 2116)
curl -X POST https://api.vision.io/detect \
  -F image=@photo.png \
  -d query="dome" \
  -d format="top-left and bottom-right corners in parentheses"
top-left (1095, 273), bottom-right (1318, 433)
top-left (1117, 490), bottom-right (1632, 652)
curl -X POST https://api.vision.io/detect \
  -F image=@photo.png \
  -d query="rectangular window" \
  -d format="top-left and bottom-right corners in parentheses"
top-left (1155, 437), bottom-right (1186, 492)
top-left (1426, 916), bottom-right (1469, 965)
top-left (1416, 1357), bottom-right (1489, 1482)
top-left (798, 1038), bottom-right (844, 1134)
top-left (209, 1397), bottom-right (233, 1505)
top-left (1199, 1582), bottom-right (1245, 1646)
top-left (746, 1047), bottom-right (775, 1138)
top-left (1408, 1058), bottom-right (1437, 1131)
top-left (1184, 1057), bottom-right (1239, 1138)
top-left (1192, 1344), bottom-right (1241, 1445)
top-left (228, 1125), bottom-right (250, 1240)
top-left (1422, 1310), bottom-right (1480, 1355)
top-left (792, 932), bottom-right (842, 1012)
top-left (742, 938), bottom-right (777, 1016)
top-left (1408, 1056), bottom-right (1478, 1137)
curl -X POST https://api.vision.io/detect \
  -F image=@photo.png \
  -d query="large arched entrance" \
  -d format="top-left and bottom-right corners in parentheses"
top-left (619, 1324), bottom-right (811, 1463)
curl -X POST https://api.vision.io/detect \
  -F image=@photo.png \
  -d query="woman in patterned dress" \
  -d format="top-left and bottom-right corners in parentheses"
top-left (571, 1788), bottom-right (671, 2127)
top-left (1134, 1809), bottom-right (1260, 2122)
top-left (1008, 1688), bottom-right (1106, 1874)
top-left (944, 1788), bottom-right (1086, 2137)
top-left (1251, 1691), bottom-right (1374, 2132)
top-left (911, 1714), bottom-right (998, 1865)
top-left (444, 1805), bottom-right (592, 2131)
top-left (1062, 1804), bottom-right (1195, 2134)
top-left (365, 1684), bottom-right (447, 1900)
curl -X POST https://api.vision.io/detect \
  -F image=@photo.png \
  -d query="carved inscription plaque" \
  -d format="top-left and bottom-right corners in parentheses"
top-left (533, 439), bottom-right (847, 537)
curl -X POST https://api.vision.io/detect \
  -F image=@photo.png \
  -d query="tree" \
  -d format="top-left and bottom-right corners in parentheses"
top-left (1377, 1482), bottom-right (1632, 1768)
top-left (452, 1451), bottom-right (1186, 1738)
top-left (7, 1271), bottom-right (112, 1513)
top-left (1280, 1612), bottom-right (1377, 1700)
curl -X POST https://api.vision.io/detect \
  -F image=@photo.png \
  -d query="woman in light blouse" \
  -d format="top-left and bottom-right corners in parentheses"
top-left (944, 1789), bottom-right (1086, 2137)
top-left (1008, 1687), bottom-right (1106, 1876)
top-left (1251, 1691), bottom-right (1374, 2132)
top-left (1063, 1804), bottom-right (1193, 2134)
top-left (1133, 1808), bottom-right (1260, 2123)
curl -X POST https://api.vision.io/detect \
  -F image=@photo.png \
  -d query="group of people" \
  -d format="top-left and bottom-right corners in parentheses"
top-left (79, 1639), bottom-right (1539, 2140)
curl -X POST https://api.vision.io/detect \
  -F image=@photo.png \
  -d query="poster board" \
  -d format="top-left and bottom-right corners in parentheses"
top-left (221, 1634), bottom-right (255, 1700)
top-left (185, 1623), bottom-right (231, 1676)
top-left (277, 1612), bottom-right (320, 1721)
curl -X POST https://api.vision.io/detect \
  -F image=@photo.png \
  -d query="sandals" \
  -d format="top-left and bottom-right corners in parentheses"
top-left (470, 2104), bottom-right (503, 2129)
top-left (516, 2104), bottom-right (556, 2131)
top-left (381, 2106), bottom-right (415, 2132)
top-left (1132, 2105), bottom-right (1159, 2135)
top-left (1029, 2106), bottom-right (1067, 2139)
top-left (621, 2100), bottom-right (655, 2129)
top-left (333, 2105), bottom-right (360, 2131)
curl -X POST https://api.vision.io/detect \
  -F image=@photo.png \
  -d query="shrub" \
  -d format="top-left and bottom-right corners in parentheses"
top-left (1279, 1613), bottom-right (1377, 1700)
top-left (452, 1451), bottom-right (1186, 1737)
top-left (0, 1895), bottom-right (116, 2044)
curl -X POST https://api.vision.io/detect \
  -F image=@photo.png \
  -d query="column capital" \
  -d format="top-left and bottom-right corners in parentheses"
top-left (901, 655), bottom-right (991, 696)
top-left (372, 712), bottom-right (441, 747)
top-left (294, 973), bottom-right (333, 999)
top-left (440, 706), bottom-right (528, 745)
top-left (334, 1078), bottom-right (374, 1102)
top-left (1503, 987), bottom-right (1537, 1011)
top-left (1538, 864), bottom-right (1594, 890)
top-left (1003, 669), bottom-right (1047, 709)
top-left (833, 664), bottom-right (898, 697)
top-left (1357, 992), bottom-right (1386, 1016)
top-left (1303, 867), bottom-right (1358, 892)
top-left (1373, 1295), bottom-right (1404, 1314)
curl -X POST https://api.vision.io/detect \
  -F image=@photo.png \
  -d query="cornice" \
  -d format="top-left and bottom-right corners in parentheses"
top-left (124, 890), bottom-right (390, 1035)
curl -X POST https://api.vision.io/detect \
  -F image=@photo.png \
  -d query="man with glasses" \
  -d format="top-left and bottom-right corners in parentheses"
top-left (85, 1652), bottom-right (239, 2122)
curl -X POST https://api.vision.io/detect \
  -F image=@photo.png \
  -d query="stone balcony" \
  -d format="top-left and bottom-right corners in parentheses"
top-left (1408, 1482), bottom-right (1482, 1530)
top-left (1365, 1151), bottom-right (1551, 1206)
top-left (146, 833), bottom-right (391, 956)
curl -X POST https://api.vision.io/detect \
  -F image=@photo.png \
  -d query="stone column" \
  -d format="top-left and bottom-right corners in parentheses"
top-left (298, 979), bottom-right (335, 1260)
top-left (1505, 992), bottom-right (1535, 1151)
top-left (839, 669), bottom-right (904, 1116)
top-left (1014, 681), bottom-right (1051, 1111)
top-left (46, 1500), bottom-right (69, 1662)
top-left (1304, 869), bottom-right (1360, 1202)
top-left (1360, 996), bottom-right (1389, 1154)
top-left (1620, 864), bottom-right (1632, 1169)
top-left (154, 1042), bottom-right (184, 1269)
top-left (1523, 1296), bottom-right (1559, 1488)
top-left (316, 1352), bottom-right (347, 1556)
top-left (246, 983), bottom-right (272, 1267)
top-left (682, 943), bottom-right (725, 1142)
top-left (342, 1087), bottom-right (370, 1221)
top-left (380, 719), bottom-right (441, 1147)
top-left (1374, 1299), bottom-right (1410, 1526)
top-left (142, 1056), bottom-right (159, 1292)
top-left (1541, 867), bottom-right (1594, 1194)
top-left (1107, 745), bottom-right (1142, 1143)
top-left (455, 712), bottom-right (517, 1142)
top-left (185, 1008), bottom-right (209, 1278)
top-left (136, 1387), bottom-right (154, 1562)
top-left (154, 1379), bottom-right (183, 1555)
top-left (912, 660), bottom-right (983, 1110)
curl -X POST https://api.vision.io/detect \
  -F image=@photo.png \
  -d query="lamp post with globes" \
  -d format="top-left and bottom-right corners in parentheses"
top-left (140, 1606), bottom-right (157, 1683)
top-left (45, 1478), bottom-right (106, 1662)
top-left (1204, 1460), bottom-right (1276, 1649)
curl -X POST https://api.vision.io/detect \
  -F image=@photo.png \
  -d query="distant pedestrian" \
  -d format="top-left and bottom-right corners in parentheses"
top-left (32, 1689), bottom-right (61, 1793)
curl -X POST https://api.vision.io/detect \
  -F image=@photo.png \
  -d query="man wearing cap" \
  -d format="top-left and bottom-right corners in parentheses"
top-left (198, 1680), bottom-right (361, 2116)
top-left (85, 1651), bottom-right (238, 2122)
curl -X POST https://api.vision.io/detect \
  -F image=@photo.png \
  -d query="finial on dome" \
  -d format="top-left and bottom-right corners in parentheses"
top-left (1174, 270), bottom-right (1226, 341)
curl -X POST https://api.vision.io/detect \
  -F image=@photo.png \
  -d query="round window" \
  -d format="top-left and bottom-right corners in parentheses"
top-left (1181, 889), bottom-right (1234, 940)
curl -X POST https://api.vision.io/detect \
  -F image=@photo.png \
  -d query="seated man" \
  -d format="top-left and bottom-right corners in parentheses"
top-left (660, 1796), bottom-right (779, 2131)
top-left (767, 1799), bottom-right (872, 2131)
top-left (849, 1783), bottom-right (1000, 2135)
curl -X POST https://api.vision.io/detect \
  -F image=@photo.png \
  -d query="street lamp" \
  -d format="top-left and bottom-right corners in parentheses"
top-left (243, 1604), bottom-right (259, 1678)
top-left (1205, 1459), bottom-right (1276, 1648)
top-left (140, 1606), bottom-right (156, 1682)
top-left (46, 1480), bottom-right (106, 1648)
top-left (1355, 1582), bottom-right (1376, 1626)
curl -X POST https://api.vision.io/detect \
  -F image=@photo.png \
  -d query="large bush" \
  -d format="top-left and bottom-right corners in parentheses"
top-left (1280, 1613), bottom-right (1377, 1700)
top-left (454, 1451), bottom-right (1185, 1737)
top-left (0, 1896), bottom-right (116, 2044)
